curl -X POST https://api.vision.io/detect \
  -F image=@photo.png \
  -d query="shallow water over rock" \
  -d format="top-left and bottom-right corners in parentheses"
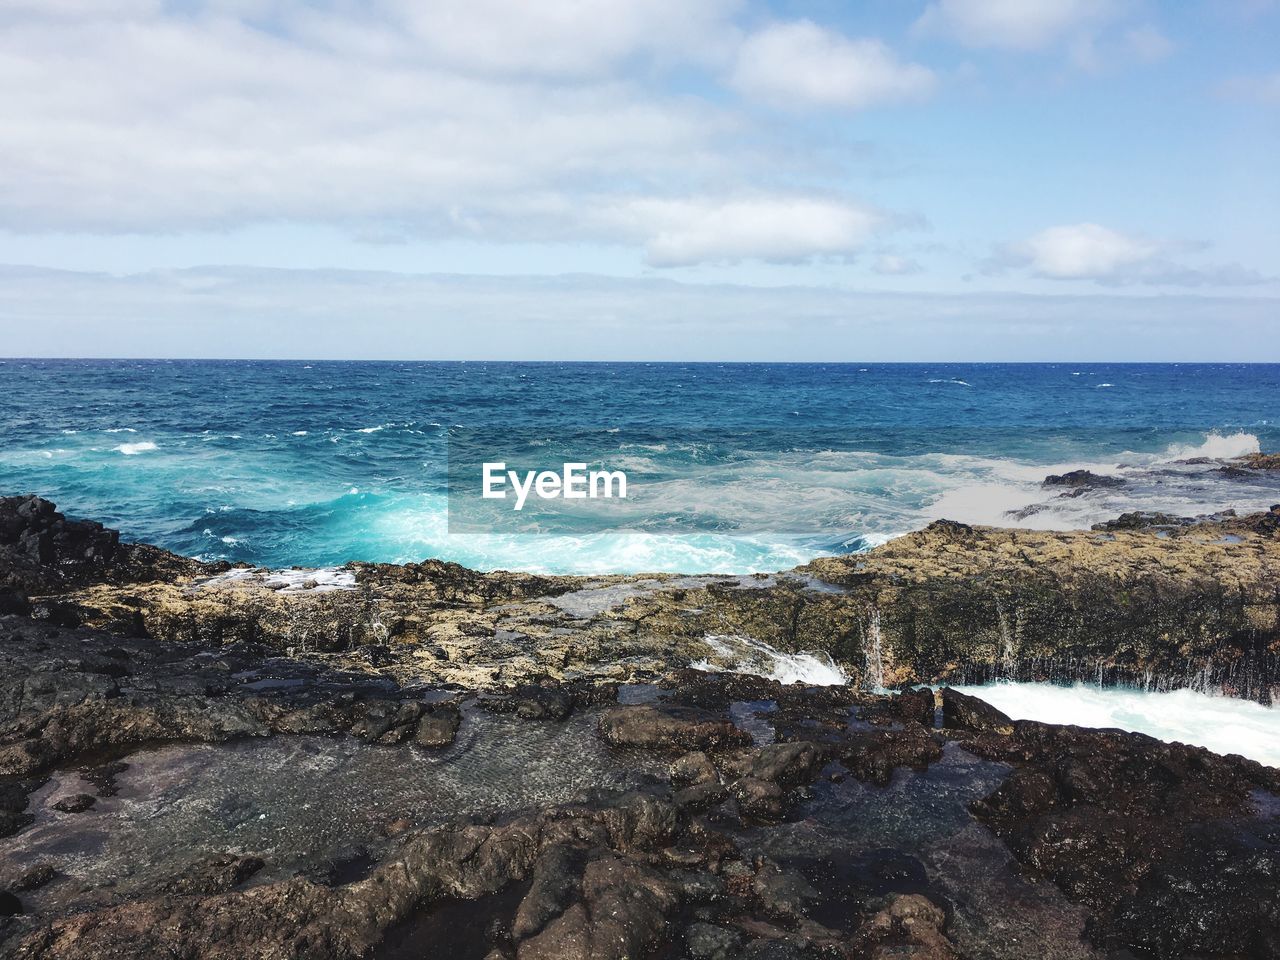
top-left (736, 744), bottom-right (1107, 959)
top-left (0, 708), bottom-right (666, 917)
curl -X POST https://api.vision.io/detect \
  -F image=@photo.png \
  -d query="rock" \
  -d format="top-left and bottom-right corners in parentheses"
top-left (481, 683), bottom-right (574, 721)
top-left (750, 860), bottom-right (818, 922)
top-left (0, 890), bottom-right (22, 917)
top-left (11, 864), bottom-right (57, 892)
top-left (1236, 452), bottom-right (1280, 471)
top-left (730, 778), bottom-right (784, 820)
top-left (165, 854), bottom-right (265, 896)
top-left (1090, 511), bottom-right (1186, 531)
top-left (673, 781), bottom-right (728, 812)
top-left (722, 742), bottom-right (824, 788)
top-left (968, 720), bottom-right (1280, 957)
top-left (685, 922), bottom-right (744, 960)
top-left (833, 726), bottom-right (944, 786)
top-left (512, 845), bottom-right (585, 941)
top-left (883, 687), bottom-right (936, 726)
top-left (51, 793), bottom-right (96, 814)
top-left (1043, 470), bottom-right (1125, 489)
top-left (856, 894), bottom-right (958, 959)
top-left (597, 705), bottom-right (750, 753)
top-left (940, 688), bottom-right (1014, 735)
top-left (413, 703), bottom-right (461, 748)
top-left (348, 699), bottom-right (424, 744)
top-left (0, 495), bottom-right (203, 597)
top-left (516, 856), bottom-right (681, 960)
top-left (670, 750), bottom-right (717, 787)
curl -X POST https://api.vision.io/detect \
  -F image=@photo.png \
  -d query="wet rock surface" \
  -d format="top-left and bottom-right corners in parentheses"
top-left (2, 499), bottom-right (1280, 957)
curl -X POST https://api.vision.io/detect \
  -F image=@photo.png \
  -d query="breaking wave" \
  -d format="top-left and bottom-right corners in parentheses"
top-left (691, 634), bottom-right (849, 687)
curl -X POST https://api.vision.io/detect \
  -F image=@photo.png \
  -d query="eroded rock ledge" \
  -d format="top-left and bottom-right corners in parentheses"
top-left (7, 494), bottom-right (1279, 700)
top-left (2, 495), bottom-right (1280, 959)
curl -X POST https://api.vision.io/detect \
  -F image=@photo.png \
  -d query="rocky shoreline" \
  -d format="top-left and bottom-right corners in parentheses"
top-left (2, 494), bottom-right (1280, 958)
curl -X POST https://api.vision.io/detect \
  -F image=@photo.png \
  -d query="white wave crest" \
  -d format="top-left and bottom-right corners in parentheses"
top-left (1163, 431), bottom-right (1260, 461)
top-left (114, 441), bottom-right (158, 455)
top-left (201, 566), bottom-right (357, 593)
top-left (692, 634), bottom-right (848, 687)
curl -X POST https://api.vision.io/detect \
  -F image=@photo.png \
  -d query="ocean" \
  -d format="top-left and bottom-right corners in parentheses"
top-left (2, 359), bottom-right (1278, 574)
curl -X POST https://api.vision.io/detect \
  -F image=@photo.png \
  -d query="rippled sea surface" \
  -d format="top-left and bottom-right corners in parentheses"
top-left (1, 360), bottom-right (1278, 572)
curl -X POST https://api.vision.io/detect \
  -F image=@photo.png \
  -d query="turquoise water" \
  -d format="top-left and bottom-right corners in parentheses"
top-left (1, 360), bottom-right (1277, 573)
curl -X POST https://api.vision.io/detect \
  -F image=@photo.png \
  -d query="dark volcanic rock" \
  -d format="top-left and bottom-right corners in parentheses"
top-left (413, 702), bottom-right (461, 748)
top-left (940, 688), bottom-right (1014, 735)
top-left (598, 705), bottom-right (751, 753)
top-left (0, 495), bottom-right (206, 599)
top-left (10, 864), bottom-right (56, 892)
top-left (966, 720), bottom-right (1280, 957)
top-left (1044, 469), bottom-right (1126, 489)
top-left (6, 497), bottom-right (1280, 959)
top-left (164, 854), bottom-right (266, 896)
top-left (0, 890), bottom-right (22, 918)
top-left (50, 793), bottom-right (95, 814)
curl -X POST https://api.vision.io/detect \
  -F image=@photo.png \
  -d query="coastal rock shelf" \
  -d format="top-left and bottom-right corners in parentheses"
top-left (10, 492), bottom-right (1280, 701)
top-left (2, 495), bottom-right (1280, 958)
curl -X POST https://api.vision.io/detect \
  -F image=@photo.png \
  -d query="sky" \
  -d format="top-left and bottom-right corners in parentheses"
top-left (0, 0), bottom-right (1277, 359)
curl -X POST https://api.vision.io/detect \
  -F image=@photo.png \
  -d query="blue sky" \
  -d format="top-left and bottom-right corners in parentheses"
top-left (0, 0), bottom-right (1277, 358)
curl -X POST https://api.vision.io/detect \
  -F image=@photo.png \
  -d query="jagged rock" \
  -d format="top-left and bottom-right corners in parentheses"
top-left (517, 855), bottom-right (681, 960)
top-left (940, 688), bottom-right (1014, 734)
top-left (1237, 453), bottom-right (1280, 471)
top-left (16, 496), bottom-right (1280, 698)
top-left (833, 726), bottom-right (943, 785)
top-left (0, 495), bottom-right (206, 598)
top-left (164, 854), bottom-right (265, 895)
top-left (856, 894), bottom-right (958, 959)
top-left (967, 720), bottom-right (1280, 957)
top-left (5, 497), bottom-right (1280, 959)
top-left (481, 683), bottom-right (574, 721)
top-left (882, 687), bottom-right (936, 726)
top-left (1044, 470), bottom-right (1125, 489)
top-left (512, 845), bottom-right (586, 941)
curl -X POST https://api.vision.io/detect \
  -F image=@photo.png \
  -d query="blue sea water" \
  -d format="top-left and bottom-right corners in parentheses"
top-left (1, 360), bottom-right (1278, 574)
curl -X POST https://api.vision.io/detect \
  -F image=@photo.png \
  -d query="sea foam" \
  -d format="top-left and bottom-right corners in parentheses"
top-left (954, 681), bottom-right (1280, 768)
top-left (691, 634), bottom-right (849, 686)
top-left (114, 441), bottom-right (158, 455)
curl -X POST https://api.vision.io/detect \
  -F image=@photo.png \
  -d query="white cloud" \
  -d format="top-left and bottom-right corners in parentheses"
top-left (729, 21), bottom-right (935, 109)
top-left (1021, 223), bottom-right (1157, 278)
top-left (992, 223), bottom-right (1267, 287)
top-left (915, 0), bottom-right (1120, 50)
top-left (371, 0), bottom-right (742, 78)
top-left (603, 195), bottom-right (884, 267)
top-left (0, 1), bottom-right (928, 268)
